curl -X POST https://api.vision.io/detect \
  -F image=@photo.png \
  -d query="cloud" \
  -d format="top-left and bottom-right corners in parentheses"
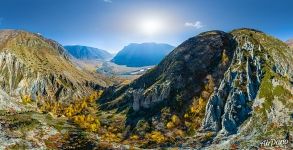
top-left (103, 0), bottom-right (112, 3)
top-left (184, 21), bottom-right (203, 29)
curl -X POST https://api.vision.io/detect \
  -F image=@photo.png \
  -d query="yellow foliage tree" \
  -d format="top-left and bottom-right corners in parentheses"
top-left (204, 75), bottom-right (215, 93)
top-left (64, 104), bottom-right (74, 117)
top-left (185, 96), bottom-right (208, 131)
top-left (81, 100), bottom-right (87, 109)
top-left (130, 135), bottom-right (139, 140)
top-left (166, 121), bottom-right (175, 129)
top-left (89, 90), bottom-right (103, 102)
top-left (171, 115), bottom-right (180, 126)
top-left (39, 91), bottom-right (103, 133)
top-left (22, 95), bottom-right (32, 104)
top-left (89, 123), bottom-right (98, 132)
top-left (86, 114), bottom-right (95, 122)
top-left (204, 131), bottom-right (213, 140)
top-left (190, 106), bottom-right (196, 113)
top-left (174, 129), bottom-right (184, 137)
top-left (146, 131), bottom-right (166, 144)
top-left (222, 49), bottom-right (229, 65)
top-left (72, 114), bottom-right (100, 132)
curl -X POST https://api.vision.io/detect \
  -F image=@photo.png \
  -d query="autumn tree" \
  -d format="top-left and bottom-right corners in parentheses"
top-left (22, 95), bottom-right (32, 104)
top-left (39, 90), bottom-right (103, 133)
top-left (145, 131), bottom-right (166, 144)
top-left (222, 49), bottom-right (229, 65)
top-left (184, 75), bottom-right (215, 132)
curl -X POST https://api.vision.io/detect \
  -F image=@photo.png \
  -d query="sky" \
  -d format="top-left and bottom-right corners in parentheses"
top-left (0, 0), bottom-right (292, 53)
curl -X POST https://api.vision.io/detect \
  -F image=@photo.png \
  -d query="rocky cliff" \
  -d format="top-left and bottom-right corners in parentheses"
top-left (201, 29), bottom-right (293, 149)
top-left (0, 30), bottom-right (107, 111)
top-left (202, 28), bottom-right (292, 137)
top-left (101, 28), bottom-right (293, 148)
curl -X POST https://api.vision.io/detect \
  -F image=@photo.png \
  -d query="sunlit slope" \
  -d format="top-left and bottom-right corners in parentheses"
top-left (0, 30), bottom-right (107, 109)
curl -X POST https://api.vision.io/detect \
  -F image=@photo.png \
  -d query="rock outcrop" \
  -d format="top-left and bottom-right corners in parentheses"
top-left (202, 30), bottom-right (265, 134)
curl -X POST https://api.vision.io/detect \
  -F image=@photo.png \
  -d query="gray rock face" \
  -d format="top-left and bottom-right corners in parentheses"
top-left (202, 34), bottom-right (263, 135)
top-left (132, 89), bottom-right (144, 111)
top-left (130, 80), bottom-right (171, 111)
top-left (202, 29), bottom-right (293, 136)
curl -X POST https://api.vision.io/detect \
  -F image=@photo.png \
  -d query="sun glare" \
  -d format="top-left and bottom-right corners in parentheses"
top-left (139, 18), bottom-right (163, 36)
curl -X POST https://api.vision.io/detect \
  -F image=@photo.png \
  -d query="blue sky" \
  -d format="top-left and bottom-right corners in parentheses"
top-left (0, 0), bottom-right (292, 53)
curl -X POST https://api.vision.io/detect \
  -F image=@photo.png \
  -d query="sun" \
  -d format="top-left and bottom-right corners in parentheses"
top-left (139, 18), bottom-right (163, 36)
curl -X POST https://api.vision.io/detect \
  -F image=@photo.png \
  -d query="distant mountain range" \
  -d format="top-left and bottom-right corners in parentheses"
top-left (64, 45), bottom-right (113, 60)
top-left (111, 43), bottom-right (174, 67)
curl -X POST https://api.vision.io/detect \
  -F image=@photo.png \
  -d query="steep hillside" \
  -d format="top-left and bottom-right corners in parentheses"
top-left (111, 43), bottom-right (174, 67)
top-left (102, 30), bottom-right (236, 114)
top-left (0, 30), bottom-right (107, 111)
top-left (64, 45), bottom-right (113, 60)
top-left (100, 29), bottom-right (293, 149)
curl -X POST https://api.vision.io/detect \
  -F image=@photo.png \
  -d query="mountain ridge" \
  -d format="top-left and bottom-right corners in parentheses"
top-left (111, 42), bottom-right (175, 67)
top-left (64, 45), bottom-right (113, 60)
